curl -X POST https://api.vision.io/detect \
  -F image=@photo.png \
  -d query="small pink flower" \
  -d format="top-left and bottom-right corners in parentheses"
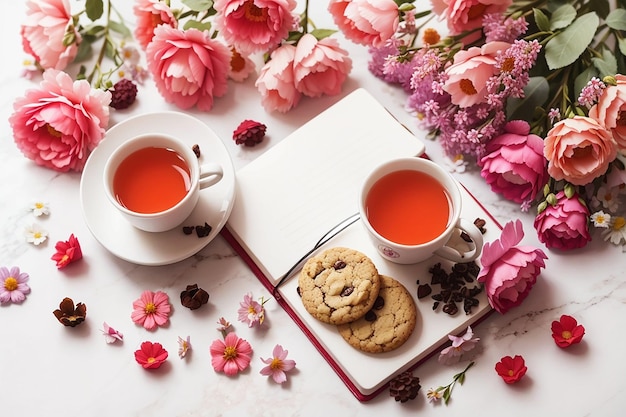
top-left (430, 0), bottom-right (511, 36)
top-left (134, 341), bottom-right (168, 369)
top-left (214, 0), bottom-right (299, 53)
top-left (131, 290), bottom-right (171, 330)
top-left (328, 0), bottom-right (399, 48)
top-left (237, 293), bottom-right (266, 327)
top-left (551, 315), bottom-right (585, 348)
top-left (20, 0), bottom-right (81, 70)
top-left (293, 34), bottom-right (352, 98)
top-left (133, 0), bottom-right (178, 50)
top-left (534, 191), bottom-right (591, 250)
top-left (260, 344), bottom-right (296, 383)
top-left (544, 116), bottom-right (617, 186)
top-left (210, 332), bottom-right (253, 376)
top-left (178, 336), bottom-right (192, 358)
top-left (480, 120), bottom-right (549, 204)
top-left (51, 234), bottom-right (83, 269)
top-left (438, 326), bottom-right (480, 365)
top-left (590, 74), bottom-right (626, 152)
top-left (228, 48), bottom-right (256, 82)
top-left (0, 266), bottom-right (31, 304)
top-left (146, 26), bottom-right (231, 111)
top-left (255, 44), bottom-right (301, 112)
top-left (101, 322), bottom-right (124, 344)
top-left (9, 70), bottom-right (111, 172)
top-left (477, 220), bottom-right (547, 314)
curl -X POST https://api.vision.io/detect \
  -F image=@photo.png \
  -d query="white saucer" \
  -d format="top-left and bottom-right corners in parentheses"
top-left (79, 111), bottom-right (236, 266)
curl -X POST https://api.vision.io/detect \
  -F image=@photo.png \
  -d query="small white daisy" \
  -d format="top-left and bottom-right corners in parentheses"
top-left (596, 185), bottom-right (620, 212)
top-left (591, 211), bottom-right (611, 228)
top-left (25, 224), bottom-right (48, 245)
top-left (602, 216), bottom-right (626, 245)
top-left (30, 201), bottom-right (50, 217)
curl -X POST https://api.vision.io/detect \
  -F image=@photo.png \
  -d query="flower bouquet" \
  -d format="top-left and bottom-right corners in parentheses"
top-left (330, 0), bottom-right (626, 252)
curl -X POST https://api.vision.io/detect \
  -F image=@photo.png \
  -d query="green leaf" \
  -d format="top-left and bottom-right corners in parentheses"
top-left (109, 20), bottom-right (132, 38)
top-left (592, 49), bottom-right (618, 78)
top-left (545, 12), bottom-right (599, 70)
top-left (606, 9), bottom-right (626, 30)
top-left (619, 38), bottom-right (626, 57)
top-left (533, 8), bottom-right (550, 32)
top-left (181, 0), bottom-right (214, 12)
top-left (310, 28), bottom-right (337, 41)
top-left (74, 41), bottom-right (93, 63)
top-left (457, 373), bottom-right (465, 384)
top-left (507, 76), bottom-right (550, 121)
top-left (183, 20), bottom-right (213, 32)
top-left (549, 4), bottom-right (576, 30)
top-left (85, 0), bottom-right (104, 21)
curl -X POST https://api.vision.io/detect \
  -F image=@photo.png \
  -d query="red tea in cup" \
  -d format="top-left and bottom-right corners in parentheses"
top-left (364, 169), bottom-right (450, 245)
top-left (113, 146), bottom-right (192, 214)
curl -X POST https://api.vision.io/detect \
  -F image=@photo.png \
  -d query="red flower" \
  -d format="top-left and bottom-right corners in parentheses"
top-left (495, 355), bottom-right (527, 384)
top-left (134, 341), bottom-right (168, 369)
top-left (551, 315), bottom-right (585, 348)
top-left (51, 234), bottom-right (83, 269)
top-left (232, 120), bottom-right (267, 147)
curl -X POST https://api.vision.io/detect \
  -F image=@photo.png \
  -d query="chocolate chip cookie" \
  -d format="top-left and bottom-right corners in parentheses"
top-left (337, 275), bottom-right (417, 353)
top-left (298, 247), bottom-right (381, 325)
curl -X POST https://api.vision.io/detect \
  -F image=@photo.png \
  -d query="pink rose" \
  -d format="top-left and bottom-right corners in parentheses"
top-left (133, 0), bottom-right (178, 50)
top-left (214, 0), bottom-right (298, 53)
top-left (9, 70), bottom-right (111, 172)
top-left (477, 220), bottom-right (547, 314)
top-left (293, 34), bottom-right (352, 98)
top-left (255, 44), bottom-right (301, 112)
top-left (480, 120), bottom-right (549, 204)
top-left (20, 0), bottom-right (81, 70)
top-left (533, 191), bottom-right (591, 250)
top-left (430, 0), bottom-right (511, 36)
top-left (443, 41), bottom-right (510, 108)
top-left (328, 0), bottom-right (399, 48)
top-left (544, 116), bottom-right (617, 186)
top-left (146, 26), bottom-right (230, 111)
top-left (589, 74), bottom-right (626, 152)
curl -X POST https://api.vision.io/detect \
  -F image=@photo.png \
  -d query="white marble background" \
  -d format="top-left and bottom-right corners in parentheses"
top-left (1, 2), bottom-right (625, 417)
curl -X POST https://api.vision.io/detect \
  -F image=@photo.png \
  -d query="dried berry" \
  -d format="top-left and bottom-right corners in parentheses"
top-left (389, 371), bottom-right (421, 403)
top-left (417, 284), bottom-right (432, 299)
top-left (423, 261), bottom-right (483, 315)
top-left (53, 297), bottom-right (87, 327)
top-left (195, 222), bottom-right (212, 238)
top-left (232, 119), bottom-right (267, 147)
top-left (182, 226), bottom-right (194, 235)
top-left (192, 144), bottom-right (201, 158)
top-left (109, 78), bottom-right (137, 110)
top-left (180, 284), bottom-right (209, 310)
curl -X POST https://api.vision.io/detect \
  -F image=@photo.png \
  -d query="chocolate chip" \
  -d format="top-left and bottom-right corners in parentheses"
top-left (192, 144), bottom-right (201, 158)
top-left (373, 296), bottom-right (385, 310)
top-left (334, 260), bottom-right (347, 270)
top-left (296, 286), bottom-right (301, 297)
top-left (417, 284), bottom-right (432, 299)
top-left (364, 310), bottom-right (377, 321)
top-left (474, 218), bottom-right (487, 233)
top-left (340, 286), bottom-right (354, 297)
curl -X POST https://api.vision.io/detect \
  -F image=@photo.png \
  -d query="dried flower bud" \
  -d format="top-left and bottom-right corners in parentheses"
top-left (53, 297), bottom-right (87, 327)
top-left (233, 119), bottom-right (267, 147)
top-left (389, 371), bottom-right (421, 403)
top-left (109, 78), bottom-right (138, 110)
top-left (180, 284), bottom-right (209, 310)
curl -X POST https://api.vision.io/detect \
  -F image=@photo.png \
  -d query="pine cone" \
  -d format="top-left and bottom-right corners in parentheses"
top-left (109, 78), bottom-right (138, 110)
top-left (389, 371), bottom-right (421, 403)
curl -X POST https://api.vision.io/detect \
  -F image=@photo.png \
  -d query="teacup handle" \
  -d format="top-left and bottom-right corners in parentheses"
top-left (199, 163), bottom-right (223, 189)
top-left (434, 218), bottom-right (483, 263)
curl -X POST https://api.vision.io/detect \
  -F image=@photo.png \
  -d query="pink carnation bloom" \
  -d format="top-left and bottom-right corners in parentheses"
top-left (477, 220), bottom-right (547, 314)
top-left (260, 344), bottom-right (296, 383)
top-left (255, 44), bottom-right (301, 112)
top-left (589, 74), bottom-right (626, 152)
top-left (480, 120), bottom-right (549, 204)
top-left (293, 34), bottom-right (353, 98)
top-left (131, 290), bottom-right (171, 330)
top-left (133, 0), bottom-right (178, 50)
top-left (214, 0), bottom-right (298, 53)
top-left (210, 332), bottom-right (253, 376)
top-left (544, 116), bottom-right (617, 186)
top-left (430, 0), bottom-right (511, 36)
top-left (147, 26), bottom-right (230, 111)
top-left (443, 41), bottom-right (510, 108)
top-left (328, 0), bottom-right (399, 48)
top-left (21, 0), bottom-right (81, 70)
top-left (9, 70), bottom-right (111, 172)
top-left (534, 191), bottom-right (591, 250)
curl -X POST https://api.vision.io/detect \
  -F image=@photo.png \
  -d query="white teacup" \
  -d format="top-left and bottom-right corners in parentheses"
top-left (359, 157), bottom-right (483, 264)
top-left (103, 133), bottom-right (223, 232)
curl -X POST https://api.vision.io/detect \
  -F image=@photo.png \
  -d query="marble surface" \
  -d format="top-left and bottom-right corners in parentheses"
top-left (2, 2), bottom-right (626, 417)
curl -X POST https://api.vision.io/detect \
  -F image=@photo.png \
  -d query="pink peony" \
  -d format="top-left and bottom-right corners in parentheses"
top-left (477, 220), bottom-right (547, 314)
top-left (533, 191), bottom-right (591, 250)
top-left (443, 41), bottom-right (510, 108)
top-left (544, 116), bottom-right (617, 186)
top-left (293, 34), bottom-right (353, 98)
top-left (255, 44), bottom-right (301, 112)
top-left (133, 0), bottom-right (178, 50)
top-left (146, 26), bottom-right (231, 111)
top-left (20, 0), bottom-right (81, 70)
top-left (480, 120), bottom-right (549, 204)
top-left (589, 74), bottom-right (626, 152)
top-left (328, 0), bottom-right (399, 48)
top-left (214, 0), bottom-right (298, 53)
top-left (9, 70), bottom-right (111, 172)
top-left (430, 0), bottom-right (511, 36)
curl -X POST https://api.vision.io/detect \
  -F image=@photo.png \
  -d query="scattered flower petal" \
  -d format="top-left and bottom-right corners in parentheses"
top-left (551, 315), bottom-right (585, 348)
top-left (178, 336), bottom-right (191, 359)
top-left (438, 326), bottom-right (480, 365)
top-left (134, 341), bottom-right (168, 369)
top-left (131, 290), bottom-right (171, 330)
top-left (260, 344), bottom-right (296, 384)
top-left (217, 317), bottom-right (232, 338)
top-left (495, 355), bottom-right (527, 384)
top-left (237, 293), bottom-right (266, 328)
top-left (25, 223), bottom-right (48, 245)
top-left (53, 297), bottom-right (87, 327)
top-left (209, 332), bottom-right (253, 376)
top-left (51, 234), bottom-right (83, 269)
top-left (101, 322), bottom-right (124, 344)
top-left (30, 201), bottom-right (50, 216)
top-left (0, 266), bottom-right (31, 304)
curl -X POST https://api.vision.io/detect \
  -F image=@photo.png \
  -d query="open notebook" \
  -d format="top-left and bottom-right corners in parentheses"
top-left (222, 88), bottom-right (500, 401)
